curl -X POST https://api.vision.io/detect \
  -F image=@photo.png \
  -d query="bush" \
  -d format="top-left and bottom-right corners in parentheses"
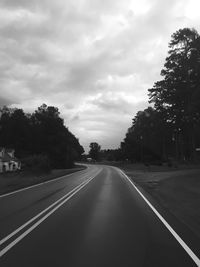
top-left (22, 154), bottom-right (51, 173)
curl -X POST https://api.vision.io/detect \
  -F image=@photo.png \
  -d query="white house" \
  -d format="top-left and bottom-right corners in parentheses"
top-left (0, 148), bottom-right (21, 173)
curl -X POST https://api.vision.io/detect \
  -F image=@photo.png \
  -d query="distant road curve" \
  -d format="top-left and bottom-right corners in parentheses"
top-left (0, 164), bottom-right (199, 267)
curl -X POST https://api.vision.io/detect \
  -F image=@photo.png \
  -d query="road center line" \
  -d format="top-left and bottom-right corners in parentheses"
top-left (0, 176), bottom-right (88, 246)
top-left (0, 169), bottom-right (100, 254)
top-left (0, 172), bottom-right (98, 257)
top-left (117, 168), bottom-right (200, 267)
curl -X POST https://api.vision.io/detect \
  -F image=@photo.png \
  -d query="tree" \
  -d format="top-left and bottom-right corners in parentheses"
top-left (0, 107), bottom-right (31, 157)
top-left (148, 28), bottom-right (200, 160)
top-left (121, 107), bottom-right (170, 163)
top-left (31, 104), bottom-right (84, 168)
top-left (100, 148), bottom-right (123, 161)
top-left (0, 104), bottom-right (84, 169)
top-left (89, 142), bottom-right (101, 161)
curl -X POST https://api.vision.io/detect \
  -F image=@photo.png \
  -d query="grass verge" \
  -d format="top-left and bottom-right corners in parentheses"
top-left (118, 163), bottom-right (200, 239)
top-left (0, 164), bottom-right (86, 196)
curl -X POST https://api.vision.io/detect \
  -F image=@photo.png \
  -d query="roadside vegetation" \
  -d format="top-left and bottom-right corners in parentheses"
top-left (121, 28), bottom-right (200, 164)
top-left (0, 164), bottom-right (86, 195)
top-left (119, 163), bottom-right (200, 239)
top-left (0, 104), bottom-right (84, 170)
top-left (0, 104), bottom-right (85, 195)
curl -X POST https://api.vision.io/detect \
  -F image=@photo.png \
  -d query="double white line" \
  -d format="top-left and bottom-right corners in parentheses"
top-left (0, 170), bottom-right (100, 258)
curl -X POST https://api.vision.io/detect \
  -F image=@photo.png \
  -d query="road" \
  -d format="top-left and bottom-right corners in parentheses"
top-left (0, 165), bottom-right (199, 266)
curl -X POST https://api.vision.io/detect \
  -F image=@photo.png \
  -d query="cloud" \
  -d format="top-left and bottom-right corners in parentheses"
top-left (0, 96), bottom-right (14, 107)
top-left (0, 0), bottom-right (200, 152)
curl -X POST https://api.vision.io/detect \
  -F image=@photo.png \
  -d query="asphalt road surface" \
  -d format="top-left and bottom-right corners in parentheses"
top-left (0, 165), bottom-right (199, 267)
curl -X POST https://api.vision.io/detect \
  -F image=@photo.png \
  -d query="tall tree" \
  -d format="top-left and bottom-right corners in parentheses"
top-left (31, 104), bottom-right (84, 168)
top-left (0, 107), bottom-right (31, 157)
top-left (148, 28), bottom-right (200, 160)
top-left (122, 107), bottom-right (170, 162)
top-left (89, 142), bottom-right (101, 161)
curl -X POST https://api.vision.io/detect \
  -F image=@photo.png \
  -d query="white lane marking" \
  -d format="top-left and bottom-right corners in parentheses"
top-left (0, 171), bottom-right (96, 246)
top-left (0, 167), bottom-right (90, 198)
top-left (116, 168), bottom-right (200, 267)
top-left (0, 169), bottom-right (101, 258)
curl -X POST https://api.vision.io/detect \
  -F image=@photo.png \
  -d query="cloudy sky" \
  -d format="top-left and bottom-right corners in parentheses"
top-left (0, 0), bottom-right (200, 152)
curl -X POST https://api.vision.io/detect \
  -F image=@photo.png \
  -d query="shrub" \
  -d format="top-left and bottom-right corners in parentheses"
top-left (22, 154), bottom-right (51, 173)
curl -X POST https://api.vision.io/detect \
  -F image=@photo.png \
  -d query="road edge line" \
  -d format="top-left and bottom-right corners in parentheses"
top-left (0, 167), bottom-right (88, 198)
top-left (117, 168), bottom-right (200, 267)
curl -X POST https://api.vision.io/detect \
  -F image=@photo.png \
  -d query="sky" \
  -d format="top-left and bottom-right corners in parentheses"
top-left (0, 0), bottom-right (200, 152)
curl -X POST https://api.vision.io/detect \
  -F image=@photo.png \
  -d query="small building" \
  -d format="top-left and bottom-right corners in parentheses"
top-left (0, 148), bottom-right (21, 173)
top-left (87, 157), bottom-right (93, 162)
top-left (86, 157), bottom-right (96, 163)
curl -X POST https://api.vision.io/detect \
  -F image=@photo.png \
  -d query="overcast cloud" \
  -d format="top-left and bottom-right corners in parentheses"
top-left (0, 0), bottom-right (200, 151)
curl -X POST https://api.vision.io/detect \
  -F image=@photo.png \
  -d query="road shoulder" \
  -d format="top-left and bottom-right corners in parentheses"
top-left (121, 165), bottom-right (200, 240)
top-left (0, 165), bottom-right (86, 196)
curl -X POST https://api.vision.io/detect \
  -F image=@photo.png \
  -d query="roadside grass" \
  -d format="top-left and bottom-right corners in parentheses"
top-left (0, 164), bottom-right (86, 196)
top-left (117, 162), bottom-right (200, 239)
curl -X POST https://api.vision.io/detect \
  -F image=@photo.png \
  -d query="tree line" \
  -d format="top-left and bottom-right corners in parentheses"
top-left (0, 104), bottom-right (84, 170)
top-left (122, 28), bottom-right (200, 163)
top-left (88, 28), bottom-right (200, 164)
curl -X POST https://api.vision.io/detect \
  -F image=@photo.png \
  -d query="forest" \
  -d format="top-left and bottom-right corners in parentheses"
top-left (95, 28), bottom-right (200, 164)
top-left (122, 28), bottom-right (200, 164)
top-left (0, 104), bottom-right (84, 170)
